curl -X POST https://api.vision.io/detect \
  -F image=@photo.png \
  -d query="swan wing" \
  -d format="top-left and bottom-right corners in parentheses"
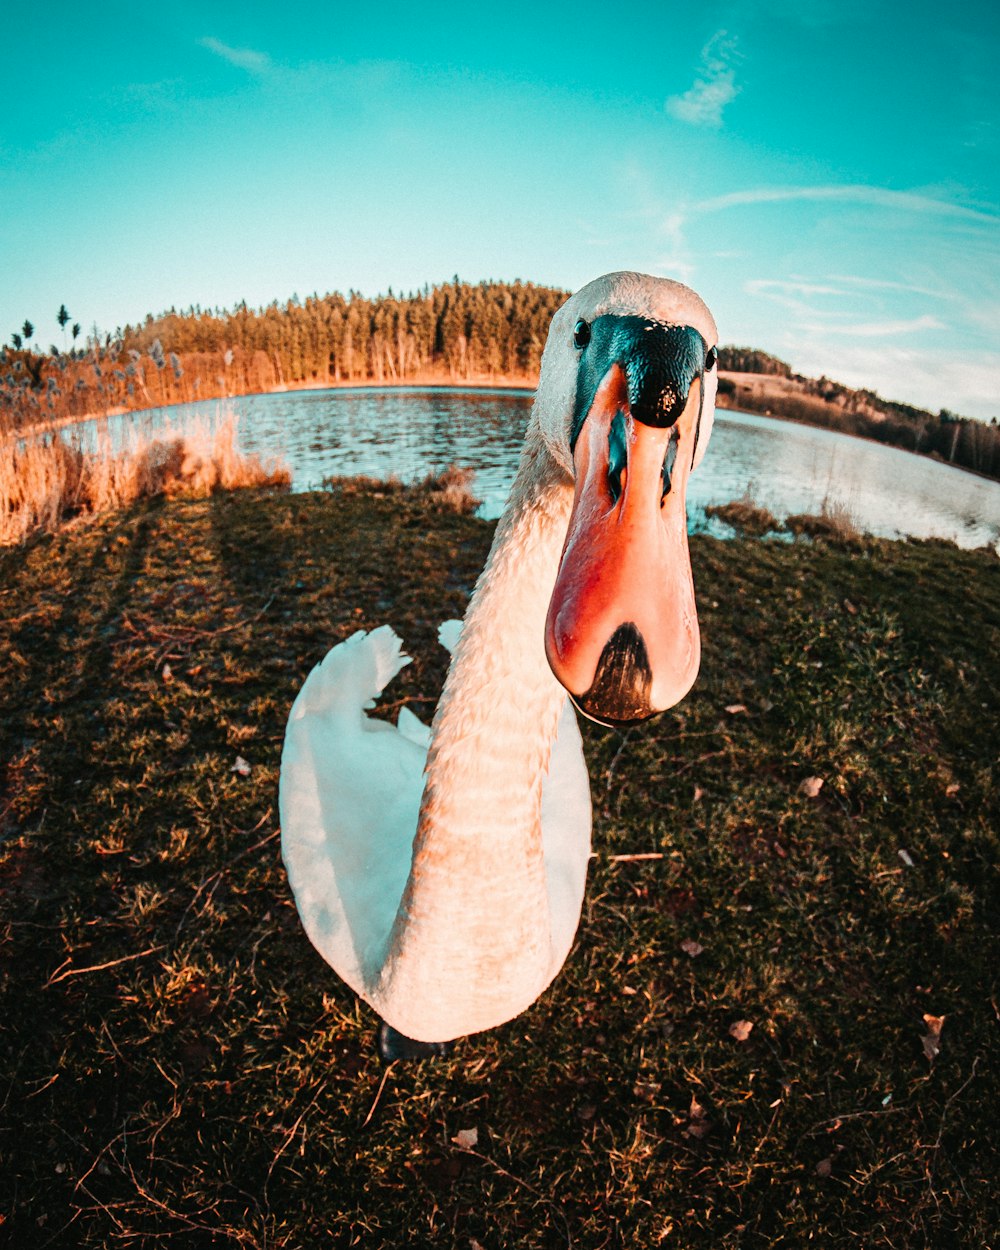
top-left (279, 626), bottom-right (426, 997)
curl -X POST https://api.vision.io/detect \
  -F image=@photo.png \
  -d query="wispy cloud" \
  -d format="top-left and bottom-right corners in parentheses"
top-left (803, 314), bottom-right (946, 338)
top-left (199, 36), bottom-right (271, 74)
top-left (666, 32), bottom-right (741, 129)
top-left (698, 184), bottom-right (998, 224)
top-left (828, 273), bottom-right (959, 301)
top-left (746, 278), bottom-right (847, 298)
top-left (741, 277), bottom-right (848, 319)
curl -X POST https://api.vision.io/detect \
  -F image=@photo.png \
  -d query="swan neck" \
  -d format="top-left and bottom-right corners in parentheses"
top-left (375, 429), bottom-right (576, 1040)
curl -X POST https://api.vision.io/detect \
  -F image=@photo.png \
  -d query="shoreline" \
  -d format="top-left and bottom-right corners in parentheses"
top-left (8, 374), bottom-right (1000, 488)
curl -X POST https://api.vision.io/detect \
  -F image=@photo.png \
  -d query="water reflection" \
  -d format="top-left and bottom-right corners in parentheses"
top-left (78, 387), bottom-right (1000, 549)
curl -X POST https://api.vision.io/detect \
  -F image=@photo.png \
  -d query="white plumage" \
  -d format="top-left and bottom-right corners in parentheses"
top-left (279, 272), bottom-right (718, 1043)
top-left (280, 622), bottom-right (591, 1026)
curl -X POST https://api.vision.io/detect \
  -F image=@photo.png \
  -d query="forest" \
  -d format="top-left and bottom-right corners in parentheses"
top-left (3, 281), bottom-right (998, 481)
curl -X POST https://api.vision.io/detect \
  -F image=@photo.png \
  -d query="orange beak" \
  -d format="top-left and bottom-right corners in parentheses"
top-left (545, 351), bottom-right (704, 726)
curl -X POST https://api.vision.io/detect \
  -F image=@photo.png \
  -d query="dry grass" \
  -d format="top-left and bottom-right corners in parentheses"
top-left (0, 415), bottom-right (290, 546)
top-left (786, 496), bottom-right (864, 545)
top-left (324, 462), bottom-right (481, 514)
top-left (705, 489), bottom-right (782, 537)
top-left (707, 487), bottom-right (866, 547)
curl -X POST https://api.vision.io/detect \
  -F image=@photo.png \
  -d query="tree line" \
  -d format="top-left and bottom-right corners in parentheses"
top-left (2, 282), bottom-right (998, 481)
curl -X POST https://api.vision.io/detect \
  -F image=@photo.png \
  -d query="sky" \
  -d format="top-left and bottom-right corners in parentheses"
top-left (2, 1), bottom-right (998, 418)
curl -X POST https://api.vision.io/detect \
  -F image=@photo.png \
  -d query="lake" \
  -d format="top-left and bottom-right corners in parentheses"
top-left (84, 387), bottom-right (1000, 549)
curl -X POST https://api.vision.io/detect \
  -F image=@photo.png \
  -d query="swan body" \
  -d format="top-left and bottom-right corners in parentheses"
top-left (280, 272), bottom-right (718, 1043)
top-left (280, 622), bottom-right (591, 1030)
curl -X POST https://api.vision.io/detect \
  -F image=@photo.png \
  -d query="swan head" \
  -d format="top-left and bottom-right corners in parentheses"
top-left (536, 272), bottom-right (718, 727)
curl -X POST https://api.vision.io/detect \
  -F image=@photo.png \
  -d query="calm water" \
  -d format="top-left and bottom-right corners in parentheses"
top-left (83, 387), bottom-right (1000, 548)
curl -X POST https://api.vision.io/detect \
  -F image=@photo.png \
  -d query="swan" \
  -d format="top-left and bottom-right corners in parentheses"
top-left (279, 271), bottom-right (718, 1057)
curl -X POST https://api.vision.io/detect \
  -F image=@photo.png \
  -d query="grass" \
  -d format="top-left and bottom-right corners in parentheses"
top-left (709, 489), bottom-right (865, 546)
top-left (1, 483), bottom-right (998, 1248)
top-left (0, 415), bottom-right (290, 546)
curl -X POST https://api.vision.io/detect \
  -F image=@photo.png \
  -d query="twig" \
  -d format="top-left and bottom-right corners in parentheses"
top-left (73, 1124), bottom-right (131, 1193)
top-left (24, 1072), bottom-right (60, 1099)
top-left (174, 821), bottom-right (278, 938)
top-left (607, 852), bottom-right (665, 863)
top-left (925, 1056), bottom-right (981, 1191)
top-left (799, 1104), bottom-right (906, 1149)
top-left (116, 596), bottom-right (275, 648)
top-left (747, 1101), bottom-right (782, 1169)
top-left (361, 1065), bottom-right (394, 1130)
top-left (45, 945), bottom-right (165, 987)
top-left (603, 729), bottom-right (634, 795)
top-left (266, 1080), bottom-right (329, 1184)
top-left (806, 1106), bottom-right (905, 1132)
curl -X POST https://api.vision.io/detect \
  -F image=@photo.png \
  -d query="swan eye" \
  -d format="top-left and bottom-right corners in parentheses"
top-left (705, 346), bottom-right (718, 371)
top-left (573, 319), bottom-right (591, 349)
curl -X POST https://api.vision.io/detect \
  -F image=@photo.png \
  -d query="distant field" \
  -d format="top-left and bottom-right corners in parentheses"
top-left (1, 484), bottom-right (997, 1247)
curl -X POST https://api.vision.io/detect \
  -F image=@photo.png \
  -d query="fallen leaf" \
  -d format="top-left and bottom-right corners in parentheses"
top-left (842, 598), bottom-right (858, 615)
top-left (921, 1012), bottom-right (945, 1060)
top-left (725, 703), bottom-right (748, 715)
top-left (945, 782), bottom-right (960, 797)
top-left (729, 1019), bottom-right (754, 1043)
top-left (231, 756), bottom-right (252, 777)
top-left (693, 785), bottom-right (705, 802)
top-left (452, 1127), bottom-right (478, 1149)
top-left (680, 938), bottom-right (704, 958)
top-left (683, 1094), bottom-right (711, 1138)
top-left (799, 776), bottom-right (824, 798)
top-left (898, 848), bottom-right (915, 868)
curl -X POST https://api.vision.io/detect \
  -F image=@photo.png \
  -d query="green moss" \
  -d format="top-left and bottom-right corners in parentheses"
top-left (1, 486), bottom-right (998, 1248)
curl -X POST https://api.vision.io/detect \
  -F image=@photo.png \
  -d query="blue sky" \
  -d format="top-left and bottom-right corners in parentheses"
top-left (2, 1), bottom-right (997, 417)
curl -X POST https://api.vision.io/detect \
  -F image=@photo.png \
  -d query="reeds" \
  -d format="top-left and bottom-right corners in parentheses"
top-left (705, 487), bottom-right (782, 537)
top-left (707, 484), bottom-right (864, 544)
top-left (786, 497), bottom-right (863, 543)
top-left (323, 462), bottom-right (481, 514)
top-left (0, 414), bottom-right (290, 546)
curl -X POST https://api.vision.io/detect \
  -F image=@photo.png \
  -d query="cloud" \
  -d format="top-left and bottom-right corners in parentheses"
top-left (697, 184), bottom-right (998, 225)
top-left (783, 343), bottom-right (1000, 421)
top-left (653, 210), bottom-right (695, 284)
top-left (802, 314), bottom-right (946, 338)
top-left (666, 32), bottom-right (741, 129)
top-left (741, 277), bottom-right (849, 319)
top-left (199, 36), bottom-right (271, 74)
top-left (828, 273), bottom-right (959, 301)
top-left (746, 278), bottom-right (847, 298)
